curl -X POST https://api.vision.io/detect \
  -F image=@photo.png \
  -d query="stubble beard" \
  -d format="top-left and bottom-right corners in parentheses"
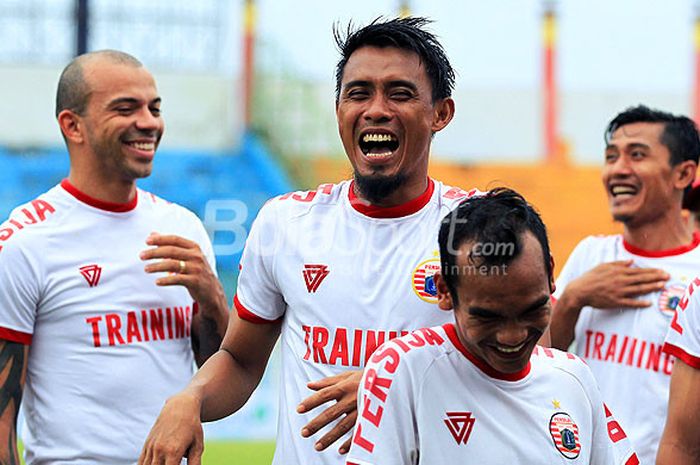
top-left (87, 127), bottom-right (153, 181)
top-left (353, 171), bottom-right (408, 205)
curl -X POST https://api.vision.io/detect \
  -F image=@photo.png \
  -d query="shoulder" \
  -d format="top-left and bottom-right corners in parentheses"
top-left (433, 180), bottom-right (481, 211)
top-left (260, 181), bottom-right (348, 218)
top-left (531, 346), bottom-right (597, 390)
top-left (574, 234), bottom-right (621, 252)
top-left (0, 185), bottom-right (71, 255)
top-left (367, 326), bottom-right (451, 378)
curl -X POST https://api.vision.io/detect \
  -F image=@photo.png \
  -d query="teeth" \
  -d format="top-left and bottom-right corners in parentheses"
top-left (128, 141), bottom-right (155, 151)
top-left (494, 343), bottom-right (525, 353)
top-left (362, 133), bottom-right (396, 143)
top-left (611, 186), bottom-right (636, 195)
top-left (366, 151), bottom-right (392, 158)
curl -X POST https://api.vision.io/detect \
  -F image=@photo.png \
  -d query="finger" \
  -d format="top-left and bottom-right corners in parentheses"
top-left (615, 298), bottom-right (652, 308)
top-left (314, 411), bottom-right (358, 451)
top-left (186, 443), bottom-right (203, 465)
top-left (145, 259), bottom-right (191, 274)
top-left (338, 437), bottom-right (353, 455)
top-left (302, 398), bottom-right (355, 437)
top-left (620, 281), bottom-right (667, 297)
top-left (140, 246), bottom-right (193, 261)
top-left (155, 274), bottom-right (195, 287)
top-left (306, 372), bottom-right (347, 390)
top-left (622, 268), bottom-right (670, 280)
top-left (146, 234), bottom-right (199, 249)
top-left (298, 385), bottom-right (341, 413)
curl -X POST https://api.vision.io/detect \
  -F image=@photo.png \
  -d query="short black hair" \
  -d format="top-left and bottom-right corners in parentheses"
top-left (333, 16), bottom-right (455, 102)
top-left (55, 49), bottom-right (142, 118)
top-left (605, 105), bottom-right (700, 166)
top-left (438, 188), bottom-right (552, 305)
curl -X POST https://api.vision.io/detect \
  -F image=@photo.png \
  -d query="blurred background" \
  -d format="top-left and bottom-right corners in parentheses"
top-left (2, 0), bottom-right (699, 463)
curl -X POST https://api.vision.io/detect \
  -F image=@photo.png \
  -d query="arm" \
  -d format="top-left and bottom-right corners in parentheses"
top-left (550, 260), bottom-right (668, 349)
top-left (0, 340), bottom-right (28, 465)
top-left (139, 310), bottom-right (281, 465)
top-left (656, 359), bottom-right (700, 465)
top-left (141, 233), bottom-right (229, 365)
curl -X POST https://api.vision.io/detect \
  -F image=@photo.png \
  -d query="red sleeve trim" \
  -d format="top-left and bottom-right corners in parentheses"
top-left (663, 342), bottom-right (700, 369)
top-left (625, 453), bottom-right (640, 465)
top-left (192, 302), bottom-right (199, 315)
top-left (0, 327), bottom-right (32, 344)
top-left (233, 294), bottom-right (279, 324)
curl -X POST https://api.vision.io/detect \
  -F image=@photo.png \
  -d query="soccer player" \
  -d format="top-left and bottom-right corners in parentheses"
top-left (549, 105), bottom-right (700, 465)
top-left (346, 188), bottom-right (639, 465)
top-left (140, 17), bottom-right (475, 465)
top-left (0, 50), bottom-right (229, 465)
top-left (657, 277), bottom-right (700, 464)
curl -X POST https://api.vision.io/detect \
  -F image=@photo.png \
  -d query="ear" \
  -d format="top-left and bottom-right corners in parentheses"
top-left (57, 109), bottom-right (85, 144)
top-left (548, 254), bottom-right (556, 295)
top-left (674, 160), bottom-right (697, 190)
top-left (434, 271), bottom-right (454, 311)
top-left (431, 97), bottom-right (455, 134)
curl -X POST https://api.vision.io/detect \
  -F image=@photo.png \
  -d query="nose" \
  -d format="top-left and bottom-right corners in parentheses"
top-left (495, 322), bottom-right (528, 347)
top-left (363, 94), bottom-right (392, 123)
top-left (606, 154), bottom-right (633, 178)
top-left (134, 107), bottom-right (162, 133)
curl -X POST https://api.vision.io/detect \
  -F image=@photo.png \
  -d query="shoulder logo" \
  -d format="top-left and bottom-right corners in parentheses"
top-left (658, 283), bottom-right (687, 317)
top-left (549, 412), bottom-right (581, 459)
top-left (444, 411), bottom-right (476, 445)
top-left (303, 264), bottom-right (329, 293)
top-left (412, 253), bottom-right (441, 303)
top-left (79, 264), bottom-right (102, 287)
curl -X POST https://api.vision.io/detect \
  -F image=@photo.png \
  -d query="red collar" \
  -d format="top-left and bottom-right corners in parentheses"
top-left (348, 178), bottom-right (435, 218)
top-left (61, 179), bottom-right (138, 212)
top-left (443, 323), bottom-right (532, 382)
top-left (622, 232), bottom-right (700, 258)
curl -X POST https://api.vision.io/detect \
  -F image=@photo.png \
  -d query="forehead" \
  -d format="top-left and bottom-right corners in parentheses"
top-left (609, 122), bottom-right (665, 146)
top-left (455, 234), bottom-right (549, 313)
top-left (83, 60), bottom-right (158, 104)
top-left (341, 45), bottom-right (429, 86)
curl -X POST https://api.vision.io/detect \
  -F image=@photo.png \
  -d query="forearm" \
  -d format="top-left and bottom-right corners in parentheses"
top-left (656, 440), bottom-right (700, 465)
top-left (191, 294), bottom-right (229, 366)
top-left (0, 417), bottom-right (19, 465)
top-left (0, 341), bottom-right (26, 465)
top-left (549, 291), bottom-right (583, 350)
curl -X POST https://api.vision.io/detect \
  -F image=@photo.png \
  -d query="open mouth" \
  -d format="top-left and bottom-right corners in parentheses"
top-left (359, 132), bottom-right (399, 158)
top-left (488, 340), bottom-right (531, 361)
top-left (609, 184), bottom-right (638, 198)
top-left (124, 141), bottom-right (156, 152)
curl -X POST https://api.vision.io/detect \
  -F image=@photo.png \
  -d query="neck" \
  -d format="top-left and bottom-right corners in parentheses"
top-left (623, 209), bottom-right (693, 251)
top-left (354, 176), bottom-right (429, 208)
top-left (67, 169), bottom-right (137, 204)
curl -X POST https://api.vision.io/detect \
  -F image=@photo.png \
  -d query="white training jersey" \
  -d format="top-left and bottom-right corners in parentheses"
top-left (0, 179), bottom-right (216, 465)
top-left (664, 275), bottom-right (700, 370)
top-left (346, 324), bottom-right (639, 465)
top-left (234, 178), bottom-right (477, 465)
top-left (553, 233), bottom-right (700, 465)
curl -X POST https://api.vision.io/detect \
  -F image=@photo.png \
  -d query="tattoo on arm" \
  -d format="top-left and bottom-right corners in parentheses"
top-left (192, 317), bottom-right (222, 367)
top-left (0, 340), bottom-right (27, 465)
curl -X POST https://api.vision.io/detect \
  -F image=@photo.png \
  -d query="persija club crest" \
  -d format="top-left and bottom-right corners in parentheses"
top-left (412, 257), bottom-right (441, 303)
top-left (549, 412), bottom-right (581, 459)
top-left (658, 284), bottom-right (687, 317)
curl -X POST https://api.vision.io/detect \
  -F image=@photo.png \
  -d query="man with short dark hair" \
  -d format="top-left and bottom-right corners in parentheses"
top-left (140, 17), bottom-right (474, 465)
top-left (346, 188), bottom-right (638, 465)
top-left (0, 50), bottom-right (229, 464)
top-left (550, 105), bottom-right (700, 464)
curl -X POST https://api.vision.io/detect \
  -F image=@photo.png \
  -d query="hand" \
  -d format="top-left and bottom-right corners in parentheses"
top-left (140, 232), bottom-right (225, 311)
top-left (566, 260), bottom-right (669, 309)
top-left (297, 370), bottom-right (363, 454)
top-left (139, 392), bottom-right (204, 465)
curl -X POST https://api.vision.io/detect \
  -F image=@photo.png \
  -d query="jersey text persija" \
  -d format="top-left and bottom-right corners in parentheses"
top-left (347, 324), bottom-right (639, 465)
top-left (664, 275), bottom-right (700, 369)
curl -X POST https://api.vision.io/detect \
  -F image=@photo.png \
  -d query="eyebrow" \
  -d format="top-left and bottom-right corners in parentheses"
top-left (606, 142), bottom-right (650, 151)
top-left (468, 295), bottom-right (550, 318)
top-left (342, 80), bottom-right (418, 92)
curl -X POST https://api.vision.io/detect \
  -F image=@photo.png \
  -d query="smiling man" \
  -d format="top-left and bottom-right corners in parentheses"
top-left (550, 105), bottom-right (700, 464)
top-left (0, 50), bottom-right (229, 465)
top-left (139, 17), bottom-right (476, 465)
top-left (346, 188), bottom-right (638, 465)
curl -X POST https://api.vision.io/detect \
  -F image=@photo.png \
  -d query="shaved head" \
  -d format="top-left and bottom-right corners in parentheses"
top-left (55, 50), bottom-right (143, 118)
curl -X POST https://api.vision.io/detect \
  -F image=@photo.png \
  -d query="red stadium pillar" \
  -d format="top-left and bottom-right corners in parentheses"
top-left (542, 1), bottom-right (559, 164)
top-left (242, 0), bottom-right (256, 129)
top-left (399, 0), bottom-right (411, 18)
top-left (694, 9), bottom-right (700, 126)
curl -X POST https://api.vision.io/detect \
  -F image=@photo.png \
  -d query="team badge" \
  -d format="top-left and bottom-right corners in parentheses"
top-left (412, 256), bottom-right (441, 303)
top-left (79, 264), bottom-right (102, 287)
top-left (444, 411), bottom-right (476, 445)
top-left (549, 412), bottom-right (581, 459)
top-left (658, 284), bottom-right (687, 317)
